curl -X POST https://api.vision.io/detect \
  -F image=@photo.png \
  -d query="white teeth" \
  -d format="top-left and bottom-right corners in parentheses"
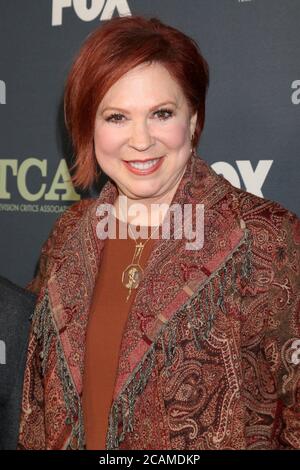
top-left (128, 158), bottom-right (160, 170)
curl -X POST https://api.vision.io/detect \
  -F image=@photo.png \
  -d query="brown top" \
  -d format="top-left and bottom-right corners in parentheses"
top-left (82, 215), bottom-right (160, 450)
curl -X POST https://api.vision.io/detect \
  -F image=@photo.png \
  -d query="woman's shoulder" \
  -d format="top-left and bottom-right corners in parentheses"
top-left (39, 198), bottom-right (94, 251)
top-left (48, 197), bottom-right (97, 242)
top-left (204, 160), bottom-right (299, 240)
top-left (54, 197), bottom-right (96, 231)
top-left (25, 198), bottom-right (97, 295)
top-left (226, 186), bottom-right (300, 295)
top-left (46, 197), bottom-right (98, 252)
top-left (226, 184), bottom-right (299, 244)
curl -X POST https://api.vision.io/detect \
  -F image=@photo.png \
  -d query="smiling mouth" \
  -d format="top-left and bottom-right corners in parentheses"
top-left (123, 156), bottom-right (165, 174)
top-left (126, 158), bottom-right (161, 170)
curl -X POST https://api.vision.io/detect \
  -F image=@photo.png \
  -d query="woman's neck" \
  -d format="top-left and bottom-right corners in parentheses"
top-left (113, 196), bottom-right (167, 227)
top-left (113, 189), bottom-right (177, 227)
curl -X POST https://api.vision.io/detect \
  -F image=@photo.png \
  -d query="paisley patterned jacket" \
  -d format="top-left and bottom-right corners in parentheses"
top-left (17, 153), bottom-right (300, 450)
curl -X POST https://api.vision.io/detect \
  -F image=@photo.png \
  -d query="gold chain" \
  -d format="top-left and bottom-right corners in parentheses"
top-left (120, 207), bottom-right (160, 302)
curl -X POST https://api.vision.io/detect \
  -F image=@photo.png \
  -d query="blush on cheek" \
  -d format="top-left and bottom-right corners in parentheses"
top-left (94, 126), bottom-right (124, 158)
top-left (164, 122), bottom-right (189, 148)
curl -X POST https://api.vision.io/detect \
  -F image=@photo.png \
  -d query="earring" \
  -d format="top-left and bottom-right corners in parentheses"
top-left (190, 134), bottom-right (194, 154)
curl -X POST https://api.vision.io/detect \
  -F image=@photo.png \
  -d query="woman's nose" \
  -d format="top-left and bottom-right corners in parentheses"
top-left (128, 121), bottom-right (154, 150)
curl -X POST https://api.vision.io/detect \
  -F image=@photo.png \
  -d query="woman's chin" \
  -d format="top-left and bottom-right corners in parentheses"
top-left (118, 184), bottom-right (164, 201)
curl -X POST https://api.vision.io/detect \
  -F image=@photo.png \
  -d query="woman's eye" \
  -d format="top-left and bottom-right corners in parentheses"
top-left (154, 108), bottom-right (174, 120)
top-left (105, 113), bottom-right (124, 123)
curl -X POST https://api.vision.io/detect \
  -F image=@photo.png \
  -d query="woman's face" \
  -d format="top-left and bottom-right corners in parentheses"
top-left (94, 61), bottom-right (197, 203)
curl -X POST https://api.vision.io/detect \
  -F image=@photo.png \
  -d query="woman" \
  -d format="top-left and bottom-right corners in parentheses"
top-left (18, 15), bottom-right (300, 450)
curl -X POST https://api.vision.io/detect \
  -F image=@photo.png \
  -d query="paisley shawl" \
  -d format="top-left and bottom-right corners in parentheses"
top-left (17, 153), bottom-right (300, 450)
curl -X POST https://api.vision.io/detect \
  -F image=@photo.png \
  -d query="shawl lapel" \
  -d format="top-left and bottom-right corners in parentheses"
top-left (33, 153), bottom-right (252, 449)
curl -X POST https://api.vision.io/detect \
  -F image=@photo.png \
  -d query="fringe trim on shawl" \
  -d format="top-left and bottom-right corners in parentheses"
top-left (106, 224), bottom-right (253, 450)
top-left (31, 289), bottom-right (85, 450)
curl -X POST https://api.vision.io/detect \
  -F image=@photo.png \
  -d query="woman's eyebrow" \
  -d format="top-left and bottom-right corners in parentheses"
top-left (101, 101), bottom-right (177, 113)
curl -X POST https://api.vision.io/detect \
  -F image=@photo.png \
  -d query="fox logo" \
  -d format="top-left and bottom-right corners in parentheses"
top-left (52, 0), bottom-right (131, 26)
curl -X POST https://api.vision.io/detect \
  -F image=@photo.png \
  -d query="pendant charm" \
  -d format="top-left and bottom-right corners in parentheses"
top-left (122, 264), bottom-right (144, 301)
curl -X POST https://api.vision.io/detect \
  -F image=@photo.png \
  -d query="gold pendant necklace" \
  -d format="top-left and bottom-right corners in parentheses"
top-left (121, 222), bottom-right (160, 302)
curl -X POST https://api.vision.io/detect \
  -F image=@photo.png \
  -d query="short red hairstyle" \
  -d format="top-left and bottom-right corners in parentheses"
top-left (64, 15), bottom-right (209, 190)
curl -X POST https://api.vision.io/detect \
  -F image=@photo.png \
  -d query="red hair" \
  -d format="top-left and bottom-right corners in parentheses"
top-left (64, 15), bottom-right (209, 190)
